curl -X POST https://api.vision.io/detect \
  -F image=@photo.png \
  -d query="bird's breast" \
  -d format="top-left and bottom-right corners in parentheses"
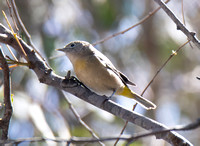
top-left (72, 56), bottom-right (124, 95)
top-left (73, 58), bottom-right (87, 72)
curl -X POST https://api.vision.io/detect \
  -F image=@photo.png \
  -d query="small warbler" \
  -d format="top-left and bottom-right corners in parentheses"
top-left (57, 41), bottom-right (156, 110)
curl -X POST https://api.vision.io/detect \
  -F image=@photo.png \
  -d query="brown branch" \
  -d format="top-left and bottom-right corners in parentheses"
top-left (116, 38), bottom-right (189, 145)
top-left (1, 117), bottom-right (199, 145)
top-left (154, 0), bottom-right (200, 49)
top-left (10, 0), bottom-right (45, 61)
top-left (113, 1), bottom-right (171, 145)
top-left (0, 47), bottom-right (13, 140)
top-left (62, 90), bottom-right (105, 146)
top-left (114, 103), bottom-right (137, 145)
top-left (2, 10), bottom-right (28, 60)
top-left (181, 0), bottom-right (186, 25)
top-left (0, 23), bottom-right (193, 146)
top-left (10, 0), bottom-right (32, 46)
top-left (6, 0), bottom-right (19, 32)
top-left (141, 40), bottom-right (190, 95)
top-left (92, 0), bottom-right (170, 45)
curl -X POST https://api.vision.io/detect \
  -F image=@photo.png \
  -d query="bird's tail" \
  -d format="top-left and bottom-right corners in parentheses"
top-left (118, 86), bottom-right (156, 110)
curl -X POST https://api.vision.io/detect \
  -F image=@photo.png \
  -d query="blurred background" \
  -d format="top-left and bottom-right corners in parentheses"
top-left (0, 0), bottom-right (200, 145)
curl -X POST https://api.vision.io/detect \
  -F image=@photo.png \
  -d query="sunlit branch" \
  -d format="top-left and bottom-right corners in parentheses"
top-left (154, 0), bottom-right (200, 49)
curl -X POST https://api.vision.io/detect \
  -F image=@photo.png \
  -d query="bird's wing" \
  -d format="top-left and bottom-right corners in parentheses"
top-left (95, 53), bottom-right (136, 86)
top-left (118, 71), bottom-right (136, 86)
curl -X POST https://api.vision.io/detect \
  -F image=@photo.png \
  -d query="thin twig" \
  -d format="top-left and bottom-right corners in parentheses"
top-left (6, 45), bottom-right (18, 61)
top-left (181, 0), bottom-right (193, 49)
top-left (6, 0), bottom-right (19, 31)
top-left (154, 0), bottom-right (200, 49)
top-left (114, 103), bottom-right (137, 146)
top-left (10, 0), bottom-right (30, 43)
top-left (115, 40), bottom-right (190, 145)
top-left (62, 91), bottom-right (105, 146)
top-left (92, 0), bottom-right (170, 45)
top-left (142, 40), bottom-right (190, 95)
top-left (0, 47), bottom-right (13, 140)
top-left (0, 55), bottom-right (29, 70)
top-left (113, 1), bottom-right (171, 145)
top-left (117, 39), bottom-right (189, 143)
top-left (181, 0), bottom-right (186, 26)
top-left (126, 117), bottom-right (200, 145)
top-left (2, 10), bottom-right (28, 59)
top-left (0, 64), bottom-right (18, 70)
top-left (10, 0), bottom-right (45, 61)
top-left (1, 117), bottom-right (199, 145)
top-left (6, 56), bottom-right (29, 66)
top-left (113, 121), bottom-right (128, 146)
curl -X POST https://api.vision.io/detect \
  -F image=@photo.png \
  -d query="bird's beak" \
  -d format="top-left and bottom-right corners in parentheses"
top-left (56, 48), bottom-right (64, 52)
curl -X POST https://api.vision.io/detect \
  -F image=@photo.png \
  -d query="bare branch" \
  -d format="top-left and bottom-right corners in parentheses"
top-left (6, 0), bottom-right (19, 31)
top-left (6, 44), bottom-right (18, 61)
top-left (92, 0), bottom-right (170, 45)
top-left (10, 0), bottom-right (45, 61)
top-left (0, 23), bottom-right (193, 145)
top-left (114, 103), bottom-right (137, 145)
top-left (10, 0), bottom-right (32, 46)
top-left (0, 47), bottom-right (13, 140)
top-left (181, 0), bottom-right (186, 25)
top-left (154, 0), bottom-right (200, 49)
top-left (141, 40), bottom-right (190, 95)
top-left (115, 39), bottom-right (189, 144)
top-left (1, 117), bottom-right (199, 145)
top-left (112, 0), bottom-right (173, 141)
top-left (2, 10), bottom-right (28, 59)
top-left (62, 90), bottom-right (105, 146)
top-left (115, 18), bottom-right (189, 146)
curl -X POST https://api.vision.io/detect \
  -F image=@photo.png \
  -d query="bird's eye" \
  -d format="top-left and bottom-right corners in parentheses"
top-left (70, 43), bottom-right (75, 47)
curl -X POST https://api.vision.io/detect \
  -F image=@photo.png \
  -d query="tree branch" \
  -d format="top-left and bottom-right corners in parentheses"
top-left (1, 117), bottom-right (200, 145)
top-left (0, 47), bottom-right (13, 140)
top-left (93, 0), bottom-right (170, 45)
top-left (0, 23), bottom-right (192, 145)
top-left (62, 90), bottom-right (105, 146)
top-left (154, 0), bottom-right (200, 49)
top-left (10, 0), bottom-right (45, 61)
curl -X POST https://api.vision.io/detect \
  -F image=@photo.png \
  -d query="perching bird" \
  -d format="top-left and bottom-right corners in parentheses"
top-left (57, 41), bottom-right (156, 110)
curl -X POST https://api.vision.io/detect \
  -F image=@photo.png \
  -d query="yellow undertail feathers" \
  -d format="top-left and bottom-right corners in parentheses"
top-left (117, 86), bottom-right (156, 110)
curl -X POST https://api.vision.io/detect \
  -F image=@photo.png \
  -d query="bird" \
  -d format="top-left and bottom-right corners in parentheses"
top-left (57, 41), bottom-right (156, 110)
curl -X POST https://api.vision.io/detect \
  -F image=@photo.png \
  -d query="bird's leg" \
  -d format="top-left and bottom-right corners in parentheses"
top-left (108, 90), bottom-right (116, 100)
top-left (102, 90), bottom-right (116, 105)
